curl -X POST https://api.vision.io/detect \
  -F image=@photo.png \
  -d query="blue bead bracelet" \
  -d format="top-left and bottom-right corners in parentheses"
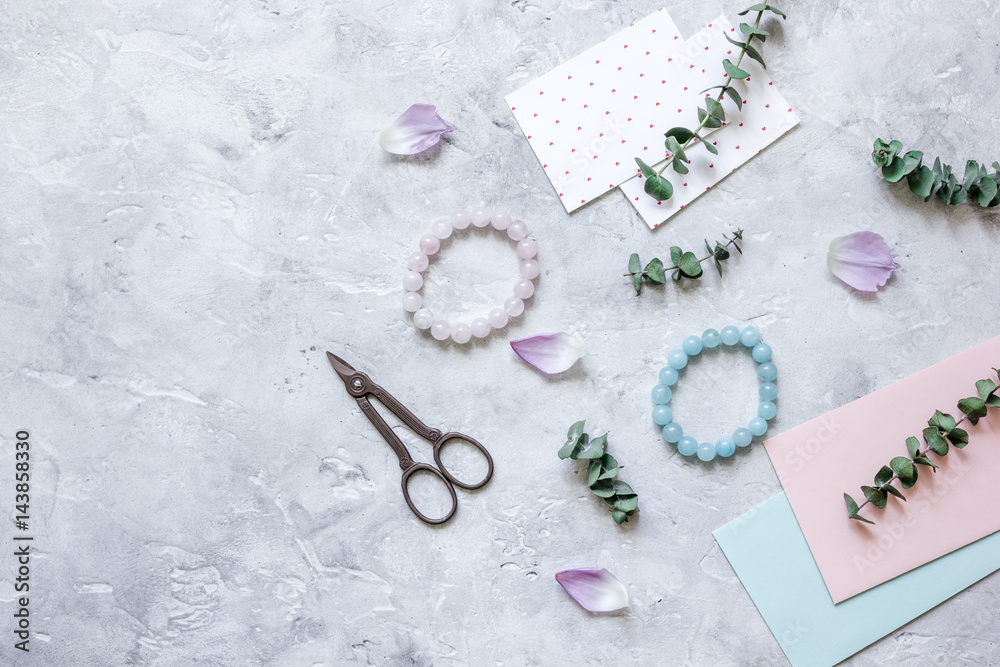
top-left (652, 326), bottom-right (777, 462)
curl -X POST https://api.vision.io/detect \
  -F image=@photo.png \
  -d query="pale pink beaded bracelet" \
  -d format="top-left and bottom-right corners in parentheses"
top-left (403, 207), bottom-right (539, 344)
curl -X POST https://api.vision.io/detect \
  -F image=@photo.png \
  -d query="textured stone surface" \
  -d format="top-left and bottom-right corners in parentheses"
top-left (2, 0), bottom-right (999, 665)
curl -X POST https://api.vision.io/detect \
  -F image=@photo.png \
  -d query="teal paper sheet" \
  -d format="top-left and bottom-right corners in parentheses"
top-left (714, 493), bottom-right (1000, 667)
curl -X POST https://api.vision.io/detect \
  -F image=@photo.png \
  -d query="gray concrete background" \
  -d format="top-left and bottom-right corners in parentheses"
top-left (2, 0), bottom-right (999, 665)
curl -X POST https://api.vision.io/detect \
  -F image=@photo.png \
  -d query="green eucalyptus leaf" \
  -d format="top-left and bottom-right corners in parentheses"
top-left (590, 479), bottom-right (616, 498)
top-left (568, 432), bottom-right (590, 459)
top-left (577, 433), bottom-right (608, 459)
top-left (715, 258), bottom-right (723, 275)
top-left (884, 484), bottom-right (907, 501)
top-left (947, 427), bottom-right (969, 449)
top-left (635, 157), bottom-right (655, 179)
top-left (964, 160), bottom-right (980, 186)
top-left (976, 379), bottom-right (997, 401)
top-left (874, 465), bottom-right (894, 487)
top-left (890, 456), bottom-right (916, 488)
top-left (949, 182), bottom-right (968, 205)
top-left (696, 132), bottom-right (720, 154)
top-left (559, 421), bottom-right (586, 459)
top-left (922, 426), bottom-right (949, 456)
top-left (714, 243), bottom-right (731, 261)
top-left (906, 436), bottom-right (920, 459)
top-left (643, 172), bottom-right (674, 201)
top-left (908, 165), bottom-right (934, 198)
top-left (678, 252), bottom-right (703, 278)
top-left (980, 177), bottom-right (1000, 208)
top-left (861, 485), bottom-right (887, 509)
top-left (672, 269), bottom-right (681, 282)
top-left (723, 86), bottom-right (743, 112)
top-left (697, 107), bottom-right (723, 129)
top-left (670, 246), bottom-right (682, 266)
top-left (767, 5), bottom-right (786, 18)
top-left (645, 258), bottom-right (666, 284)
top-left (724, 33), bottom-right (748, 49)
top-left (673, 159), bottom-right (689, 175)
top-left (598, 453), bottom-right (620, 480)
top-left (628, 253), bottom-right (641, 275)
top-left (739, 22), bottom-right (770, 38)
top-left (927, 410), bottom-right (956, 433)
top-left (613, 480), bottom-right (635, 496)
top-left (743, 41), bottom-right (767, 69)
top-left (738, 2), bottom-right (768, 14)
top-left (913, 455), bottom-right (938, 470)
top-left (844, 492), bottom-right (860, 515)
top-left (665, 127), bottom-right (695, 143)
top-left (633, 272), bottom-right (642, 295)
top-left (614, 495), bottom-right (639, 513)
top-left (987, 395), bottom-right (1000, 408)
top-left (611, 509), bottom-right (628, 524)
top-left (850, 513), bottom-right (876, 525)
top-left (958, 397), bottom-right (988, 424)
top-left (706, 97), bottom-right (726, 121)
top-left (901, 150), bottom-right (923, 175)
top-left (723, 59), bottom-right (751, 80)
top-left (882, 157), bottom-right (908, 183)
top-left (587, 459), bottom-right (602, 486)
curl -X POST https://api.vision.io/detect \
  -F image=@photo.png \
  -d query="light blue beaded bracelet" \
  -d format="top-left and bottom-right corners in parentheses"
top-left (652, 326), bottom-right (777, 462)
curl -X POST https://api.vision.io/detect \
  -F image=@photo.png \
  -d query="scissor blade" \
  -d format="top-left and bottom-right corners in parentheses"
top-left (326, 351), bottom-right (358, 385)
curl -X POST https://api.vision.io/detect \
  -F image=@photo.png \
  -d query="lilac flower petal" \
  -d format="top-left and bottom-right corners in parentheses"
top-left (378, 103), bottom-right (454, 155)
top-left (827, 231), bottom-right (899, 293)
top-left (555, 568), bottom-right (629, 612)
top-left (510, 332), bottom-right (588, 374)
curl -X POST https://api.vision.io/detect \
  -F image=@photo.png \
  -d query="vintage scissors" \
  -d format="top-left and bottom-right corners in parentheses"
top-left (327, 351), bottom-right (494, 525)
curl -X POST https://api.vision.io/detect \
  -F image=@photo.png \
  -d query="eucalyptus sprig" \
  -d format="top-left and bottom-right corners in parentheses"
top-left (636, 3), bottom-right (786, 202)
top-left (844, 369), bottom-right (1000, 525)
top-left (558, 421), bottom-right (638, 525)
top-left (872, 139), bottom-right (1000, 208)
top-left (626, 229), bottom-right (743, 294)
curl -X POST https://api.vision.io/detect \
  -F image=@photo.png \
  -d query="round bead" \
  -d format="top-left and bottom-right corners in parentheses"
top-left (507, 220), bottom-right (528, 241)
top-left (720, 326), bottom-right (741, 345)
top-left (491, 210), bottom-right (512, 230)
top-left (471, 318), bottom-right (491, 338)
top-left (504, 296), bottom-right (524, 317)
top-left (451, 209), bottom-right (471, 230)
top-left (757, 362), bottom-right (778, 382)
top-left (659, 366), bottom-right (678, 386)
top-left (513, 279), bottom-right (534, 299)
top-left (488, 307), bottom-right (508, 329)
top-left (758, 401), bottom-right (777, 420)
top-left (403, 271), bottom-right (423, 291)
top-left (419, 234), bottom-right (441, 255)
top-left (413, 308), bottom-right (434, 330)
top-left (402, 292), bottom-right (422, 312)
top-left (652, 405), bottom-right (673, 425)
top-left (752, 342), bottom-right (772, 363)
top-left (451, 323), bottom-right (472, 344)
top-left (470, 207), bottom-right (492, 227)
top-left (519, 259), bottom-right (541, 280)
top-left (662, 422), bottom-right (683, 443)
top-left (759, 382), bottom-right (778, 401)
top-left (740, 326), bottom-right (761, 347)
top-left (432, 218), bottom-right (452, 239)
top-left (733, 427), bottom-right (753, 448)
top-left (702, 329), bottom-right (722, 348)
top-left (748, 417), bottom-right (768, 437)
top-left (651, 384), bottom-right (672, 404)
top-left (516, 238), bottom-right (538, 259)
top-left (682, 335), bottom-right (704, 356)
top-left (716, 437), bottom-right (736, 458)
top-left (431, 321), bottom-right (451, 341)
top-left (677, 436), bottom-right (698, 457)
top-left (697, 442), bottom-right (717, 462)
top-left (667, 349), bottom-right (688, 370)
top-left (407, 251), bottom-right (429, 272)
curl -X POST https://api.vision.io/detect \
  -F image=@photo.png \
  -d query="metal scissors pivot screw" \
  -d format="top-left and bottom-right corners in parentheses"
top-left (327, 352), bottom-right (494, 525)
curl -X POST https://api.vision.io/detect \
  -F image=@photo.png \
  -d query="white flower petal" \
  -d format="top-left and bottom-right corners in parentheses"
top-left (378, 103), bottom-right (454, 155)
top-left (555, 568), bottom-right (629, 612)
top-left (510, 332), bottom-right (587, 374)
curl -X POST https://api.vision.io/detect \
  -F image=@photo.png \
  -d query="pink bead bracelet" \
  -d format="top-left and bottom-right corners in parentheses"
top-left (403, 207), bottom-right (539, 344)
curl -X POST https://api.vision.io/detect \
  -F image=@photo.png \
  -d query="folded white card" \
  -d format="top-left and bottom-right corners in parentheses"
top-left (507, 9), bottom-right (702, 212)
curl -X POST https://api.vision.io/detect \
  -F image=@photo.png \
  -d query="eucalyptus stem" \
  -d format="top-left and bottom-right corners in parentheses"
top-left (626, 229), bottom-right (743, 294)
top-left (655, 8), bottom-right (764, 178)
top-left (844, 371), bottom-right (1000, 525)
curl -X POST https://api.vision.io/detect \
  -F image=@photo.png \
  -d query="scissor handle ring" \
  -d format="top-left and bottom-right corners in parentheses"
top-left (432, 432), bottom-right (494, 490)
top-left (400, 463), bottom-right (458, 525)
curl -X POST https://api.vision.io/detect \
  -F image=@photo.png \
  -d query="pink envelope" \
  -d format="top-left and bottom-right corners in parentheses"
top-left (765, 335), bottom-right (1000, 603)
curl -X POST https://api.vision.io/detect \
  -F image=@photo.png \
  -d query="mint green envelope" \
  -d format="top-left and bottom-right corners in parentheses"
top-left (714, 493), bottom-right (1000, 667)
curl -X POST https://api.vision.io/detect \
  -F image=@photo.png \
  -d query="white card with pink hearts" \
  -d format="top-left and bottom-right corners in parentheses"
top-left (620, 18), bottom-right (800, 229)
top-left (506, 9), bottom-right (711, 213)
